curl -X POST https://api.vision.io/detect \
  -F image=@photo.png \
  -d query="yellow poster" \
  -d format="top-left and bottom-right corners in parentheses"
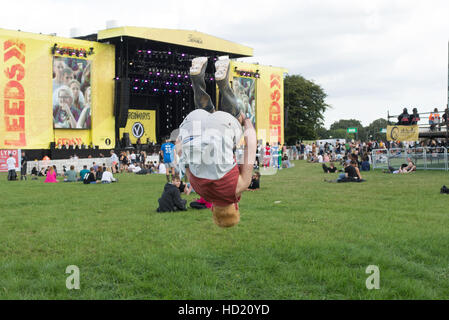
top-left (119, 109), bottom-right (156, 144)
top-left (386, 125), bottom-right (419, 141)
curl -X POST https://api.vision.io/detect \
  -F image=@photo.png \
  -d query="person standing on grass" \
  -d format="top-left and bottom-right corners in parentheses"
top-left (110, 150), bottom-right (119, 173)
top-left (263, 142), bottom-right (271, 168)
top-left (176, 56), bottom-right (257, 228)
top-left (7, 153), bottom-right (17, 181)
top-left (161, 137), bottom-right (176, 182)
top-left (20, 151), bottom-right (27, 180)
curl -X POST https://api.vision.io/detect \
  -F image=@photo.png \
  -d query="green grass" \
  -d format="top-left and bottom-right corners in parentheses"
top-left (1, 161), bottom-right (449, 299)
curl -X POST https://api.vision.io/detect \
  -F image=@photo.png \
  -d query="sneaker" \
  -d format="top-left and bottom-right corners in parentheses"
top-left (190, 57), bottom-right (208, 76)
top-left (214, 57), bottom-right (230, 81)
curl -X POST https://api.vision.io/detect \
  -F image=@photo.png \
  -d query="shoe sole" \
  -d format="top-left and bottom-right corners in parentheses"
top-left (215, 59), bottom-right (230, 81)
top-left (190, 57), bottom-right (208, 75)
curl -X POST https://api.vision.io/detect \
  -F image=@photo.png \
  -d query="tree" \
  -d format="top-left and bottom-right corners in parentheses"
top-left (329, 119), bottom-right (365, 141)
top-left (365, 118), bottom-right (390, 141)
top-left (284, 75), bottom-right (329, 144)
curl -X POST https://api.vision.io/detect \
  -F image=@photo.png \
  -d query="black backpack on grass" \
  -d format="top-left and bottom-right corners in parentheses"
top-left (440, 185), bottom-right (449, 194)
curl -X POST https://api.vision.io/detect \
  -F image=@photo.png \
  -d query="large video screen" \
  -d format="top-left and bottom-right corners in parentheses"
top-left (52, 57), bottom-right (91, 129)
top-left (233, 77), bottom-right (256, 127)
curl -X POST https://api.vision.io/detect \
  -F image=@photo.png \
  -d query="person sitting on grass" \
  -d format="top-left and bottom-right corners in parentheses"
top-left (399, 158), bottom-right (416, 173)
top-left (190, 196), bottom-right (212, 209)
top-left (157, 175), bottom-right (187, 212)
top-left (178, 180), bottom-right (194, 195)
top-left (101, 167), bottom-right (117, 183)
top-left (384, 158), bottom-right (416, 174)
top-left (79, 165), bottom-right (89, 182)
top-left (337, 160), bottom-right (364, 182)
top-left (39, 167), bottom-right (46, 176)
top-left (83, 167), bottom-right (98, 184)
top-left (44, 166), bottom-right (58, 183)
top-left (361, 156), bottom-right (370, 171)
top-left (325, 160), bottom-right (364, 183)
top-left (322, 162), bottom-right (338, 173)
top-left (282, 155), bottom-right (292, 168)
top-left (31, 167), bottom-right (38, 180)
top-left (64, 165), bottom-right (78, 182)
top-left (96, 166), bottom-right (103, 181)
top-left (247, 172), bottom-right (260, 190)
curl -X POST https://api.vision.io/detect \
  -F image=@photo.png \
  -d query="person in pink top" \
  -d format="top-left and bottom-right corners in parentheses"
top-left (44, 166), bottom-right (58, 183)
top-left (190, 197), bottom-right (213, 210)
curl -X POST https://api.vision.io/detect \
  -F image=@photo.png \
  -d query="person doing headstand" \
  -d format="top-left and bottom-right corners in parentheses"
top-left (176, 56), bottom-right (257, 228)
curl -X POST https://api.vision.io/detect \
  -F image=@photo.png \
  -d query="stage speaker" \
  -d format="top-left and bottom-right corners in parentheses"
top-left (114, 78), bottom-right (131, 128)
top-left (122, 132), bottom-right (132, 148)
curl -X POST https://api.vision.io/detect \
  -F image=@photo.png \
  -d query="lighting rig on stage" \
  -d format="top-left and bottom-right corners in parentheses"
top-left (51, 43), bottom-right (94, 58)
top-left (125, 48), bottom-right (219, 136)
top-left (233, 66), bottom-right (260, 78)
top-left (128, 49), bottom-right (217, 95)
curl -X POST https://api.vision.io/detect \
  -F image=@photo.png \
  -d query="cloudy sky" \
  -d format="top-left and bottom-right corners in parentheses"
top-left (2, 0), bottom-right (448, 128)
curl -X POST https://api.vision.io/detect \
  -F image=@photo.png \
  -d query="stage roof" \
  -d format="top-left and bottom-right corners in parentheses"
top-left (97, 26), bottom-right (253, 58)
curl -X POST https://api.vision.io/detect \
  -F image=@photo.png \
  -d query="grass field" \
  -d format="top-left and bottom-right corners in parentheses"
top-left (1, 160), bottom-right (449, 299)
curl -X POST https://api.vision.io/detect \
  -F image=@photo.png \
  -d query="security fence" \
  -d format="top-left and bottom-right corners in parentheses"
top-left (371, 147), bottom-right (448, 171)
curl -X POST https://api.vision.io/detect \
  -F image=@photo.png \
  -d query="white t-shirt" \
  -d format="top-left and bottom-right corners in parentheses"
top-left (178, 109), bottom-right (242, 180)
top-left (101, 171), bottom-right (115, 182)
top-left (110, 153), bottom-right (119, 163)
top-left (318, 155), bottom-right (323, 163)
top-left (158, 163), bottom-right (166, 174)
top-left (132, 166), bottom-right (141, 173)
top-left (7, 157), bottom-right (16, 170)
top-left (130, 153), bottom-right (136, 160)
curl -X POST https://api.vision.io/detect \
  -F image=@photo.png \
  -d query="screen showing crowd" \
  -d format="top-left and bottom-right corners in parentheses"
top-left (233, 77), bottom-right (256, 127)
top-left (53, 57), bottom-right (91, 129)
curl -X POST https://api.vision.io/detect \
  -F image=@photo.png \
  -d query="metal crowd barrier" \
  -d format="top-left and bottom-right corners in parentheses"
top-left (371, 147), bottom-right (448, 171)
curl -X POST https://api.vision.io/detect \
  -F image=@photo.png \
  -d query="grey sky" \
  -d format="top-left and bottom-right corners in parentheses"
top-left (2, 0), bottom-right (448, 128)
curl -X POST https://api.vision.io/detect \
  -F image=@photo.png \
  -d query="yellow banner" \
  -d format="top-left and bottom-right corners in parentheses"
top-left (119, 109), bottom-right (156, 144)
top-left (0, 28), bottom-right (115, 149)
top-left (386, 125), bottom-right (419, 141)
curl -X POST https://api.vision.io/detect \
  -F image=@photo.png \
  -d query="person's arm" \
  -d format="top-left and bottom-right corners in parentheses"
top-left (76, 107), bottom-right (89, 128)
top-left (236, 118), bottom-right (257, 195)
top-left (355, 167), bottom-right (362, 179)
top-left (175, 137), bottom-right (182, 157)
top-left (61, 103), bottom-right (77, 128)
top-left (184, 184), bottom-right (192, 196)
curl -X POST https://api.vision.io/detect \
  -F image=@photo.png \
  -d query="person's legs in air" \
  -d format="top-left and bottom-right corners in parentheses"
top-left (190, 57), bottom-right (215, 112)
top-left (215, 57), bottom-right (241, 119)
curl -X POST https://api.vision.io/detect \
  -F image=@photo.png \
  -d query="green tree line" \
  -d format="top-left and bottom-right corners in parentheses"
top-left (284, 74), bottom-right (390, 143)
